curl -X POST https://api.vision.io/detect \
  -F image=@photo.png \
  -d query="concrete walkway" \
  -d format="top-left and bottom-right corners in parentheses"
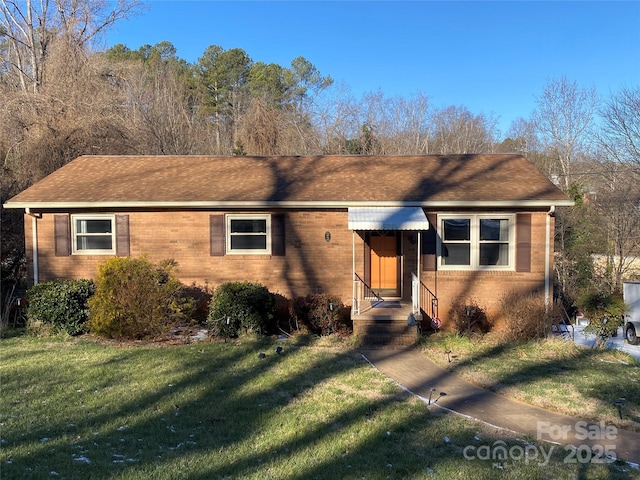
top-left (361, 347), bottom-right (640, 466)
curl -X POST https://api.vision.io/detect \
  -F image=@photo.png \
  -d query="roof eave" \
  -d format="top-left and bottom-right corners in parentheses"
top-left (4, 199), bottom-right (576, 210)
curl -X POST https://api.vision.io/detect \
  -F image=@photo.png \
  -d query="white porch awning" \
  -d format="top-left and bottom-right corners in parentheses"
top-left (347, 207), bottom-right (430, 231)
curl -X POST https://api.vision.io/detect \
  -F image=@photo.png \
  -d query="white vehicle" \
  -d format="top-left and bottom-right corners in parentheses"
top-left (624, 282), bottom-right (640, 345)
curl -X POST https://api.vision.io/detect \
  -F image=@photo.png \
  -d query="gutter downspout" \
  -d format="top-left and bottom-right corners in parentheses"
top-left (545, 206), bottom-right (556, 313)
top-left (26, 208), bottom-right (39, 285)
top-left (417, 231), bottom-right (421, 288)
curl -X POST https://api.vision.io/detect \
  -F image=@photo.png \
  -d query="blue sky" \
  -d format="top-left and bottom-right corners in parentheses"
top-left (105, 1), bottom-right (640, 135)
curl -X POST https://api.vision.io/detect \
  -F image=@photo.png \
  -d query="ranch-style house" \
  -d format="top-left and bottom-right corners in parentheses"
top-left (4, 154), bottom-right (573, 342)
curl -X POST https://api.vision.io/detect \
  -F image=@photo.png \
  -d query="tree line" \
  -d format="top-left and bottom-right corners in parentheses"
top-left (1, 0), bottom-right (639, 310)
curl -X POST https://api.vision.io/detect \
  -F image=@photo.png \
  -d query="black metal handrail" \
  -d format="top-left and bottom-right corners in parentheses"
top-left (420, 280), bottom-right (438, 320)
top-left (353, 273), bottom-right (383, 315)
top-left (354, 273), bottom-right (383, 302)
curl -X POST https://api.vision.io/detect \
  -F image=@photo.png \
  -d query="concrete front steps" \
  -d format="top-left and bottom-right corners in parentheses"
top-left (352, 301), bottom-right (420, 346)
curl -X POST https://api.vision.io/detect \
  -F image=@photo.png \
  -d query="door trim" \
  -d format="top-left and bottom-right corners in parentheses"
top-left (366, 231), bottom-right (401, 297)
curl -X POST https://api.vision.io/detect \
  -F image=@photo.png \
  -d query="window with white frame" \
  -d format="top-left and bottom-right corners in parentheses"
top-left (439, 214), bottom-right (514, 269)
top-left (226, 214), bottom-right (271, 254)
top-left (71, 215), bottom-right (115, 254)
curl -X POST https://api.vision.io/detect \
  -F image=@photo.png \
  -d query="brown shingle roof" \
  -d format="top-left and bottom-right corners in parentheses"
top-left (4, 154), bottom-right (572, 208)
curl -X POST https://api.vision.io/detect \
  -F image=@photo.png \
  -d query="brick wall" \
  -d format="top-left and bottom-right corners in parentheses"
top-left (24, 209), bottom-right (553, 328)
top-left (420, 211), bottom-right (554, 330)
top-left (26, 210), bottom-right (362, 305)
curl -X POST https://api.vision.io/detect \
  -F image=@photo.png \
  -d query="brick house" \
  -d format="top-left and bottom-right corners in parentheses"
top-left (4, 154), bottom-right (572, 340)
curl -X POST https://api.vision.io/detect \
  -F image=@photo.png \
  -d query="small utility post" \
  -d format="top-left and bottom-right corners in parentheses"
top-left (466, 306), bottom-right (474, 337)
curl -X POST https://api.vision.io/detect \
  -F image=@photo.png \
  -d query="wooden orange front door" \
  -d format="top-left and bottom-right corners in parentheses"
top-left (370, 231), bottom-right (399, 293)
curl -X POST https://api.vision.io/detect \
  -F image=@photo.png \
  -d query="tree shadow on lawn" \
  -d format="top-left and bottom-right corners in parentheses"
top-left (1, 337), bottom-right (637, 479)
top-left (440, 340), bottom-right (640, 430)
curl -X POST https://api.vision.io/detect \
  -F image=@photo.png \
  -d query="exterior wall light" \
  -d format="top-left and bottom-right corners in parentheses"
top-left (324, 231), bottom-right (331, 242)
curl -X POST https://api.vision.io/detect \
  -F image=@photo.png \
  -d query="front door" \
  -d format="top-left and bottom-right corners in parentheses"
top-left (369, 231), bottom-right (400, 296)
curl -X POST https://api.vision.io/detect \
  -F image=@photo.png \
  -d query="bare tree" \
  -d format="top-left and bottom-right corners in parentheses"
top-left (504, 117), bottom-right (540, 154)
top-left (383, 93), bottom-right (432, 154)
top-left (501, 117), bottom-right (563, 186)
top-left (592, 161), bottom-right (640, 290)
top-left (310, 82), bottom-right (360, 154)
top-left (531, 76), bottom-right (599, 190)
top-left (429, 105), bottom-right (498, 154)
top-left (598, 86), bottom-right (640, 173)
top-left (354, 91), bottom-right (434, 155)
top-left (109, 48), bottom-right (212, 155)
top-left (238, 97), bottom-right (281, 155)
top-left (0, 0), bottom-right (142, 93)
top-left (313, 88), bottom-right (497, 156)
top-left (1, 38), bottom-right (133, 186)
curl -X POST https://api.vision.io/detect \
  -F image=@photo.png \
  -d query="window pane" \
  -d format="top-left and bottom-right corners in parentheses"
top-left (231, 235), bottom-right (267, 250)
top-left (77, 235), bottom-right (113, 250)
top-left (441, 243), bottom-right (470, 265)
top-left (230, 219), bottom-right (266, 234)
top-left (76, 219), bottom-right (112, 234)
top-left (443, 219), bottom-right (470, 241)
top-left (480, 219), bottom-right (508, 241)
top-left (480, 243), bottom-right (509, 265)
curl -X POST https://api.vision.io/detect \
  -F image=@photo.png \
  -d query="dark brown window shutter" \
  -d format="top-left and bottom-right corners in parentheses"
top-left (54, 214), bottom-right (71, 256)
top-left (271, 214), bottom-right (285, 256)
top-left (115, 215), bottom-right (130, 257)
top-left (210, 215), bottom-right (225, 256)
top-left (422, 213), bottom-right (437, 271)
top-left (516, 213), bottom-right (532, 272)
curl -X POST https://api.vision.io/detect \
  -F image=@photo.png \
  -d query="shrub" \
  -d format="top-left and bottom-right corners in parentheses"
top-left (207, 282), bottom-right (275, 338)
top-left (26, 279), bottom-right (95, 335)
top-left (448, 299), bottom-right (491, 336)
top-left (184, 282), bottom-right (213, 325)
top-left (25, 318), bottom-right (57, 337)
top-left (88, 257), bottom-right (194, 340)
top-left (273, 293), bottom-right (295, 333)
top-left (499, 292), bottom-right (558, 342)
top-left (292, 293), bottom-right (351, 336)
top-left (579, 291), bottom-right (626, 347)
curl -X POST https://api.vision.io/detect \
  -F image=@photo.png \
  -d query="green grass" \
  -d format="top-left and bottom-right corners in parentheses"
top-left (0, 334), bottom-right (637, 479)
top-left (422, 332), bottom-right (640, 431)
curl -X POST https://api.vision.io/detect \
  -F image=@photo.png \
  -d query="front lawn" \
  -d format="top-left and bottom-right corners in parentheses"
top-left (423, 332), bottom-right (640, 431)
top-left (0, 334), bottom-right (636, 479)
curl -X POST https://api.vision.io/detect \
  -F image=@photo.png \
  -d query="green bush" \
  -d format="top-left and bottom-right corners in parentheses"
top-left (579, 291), bottom-right (626, 347)
top-left (88, 257), bottom-right (194, 340)
top-left (27, 279), bottom-right (95, 335)
top-left (184, 282), bottom-right (213, 325)
top-left (292, 293), bottom-right (351, 336)
top-left (448, 299), bottom-right (491, 336)
top-left (207, 281), bottom-right (275, 338)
